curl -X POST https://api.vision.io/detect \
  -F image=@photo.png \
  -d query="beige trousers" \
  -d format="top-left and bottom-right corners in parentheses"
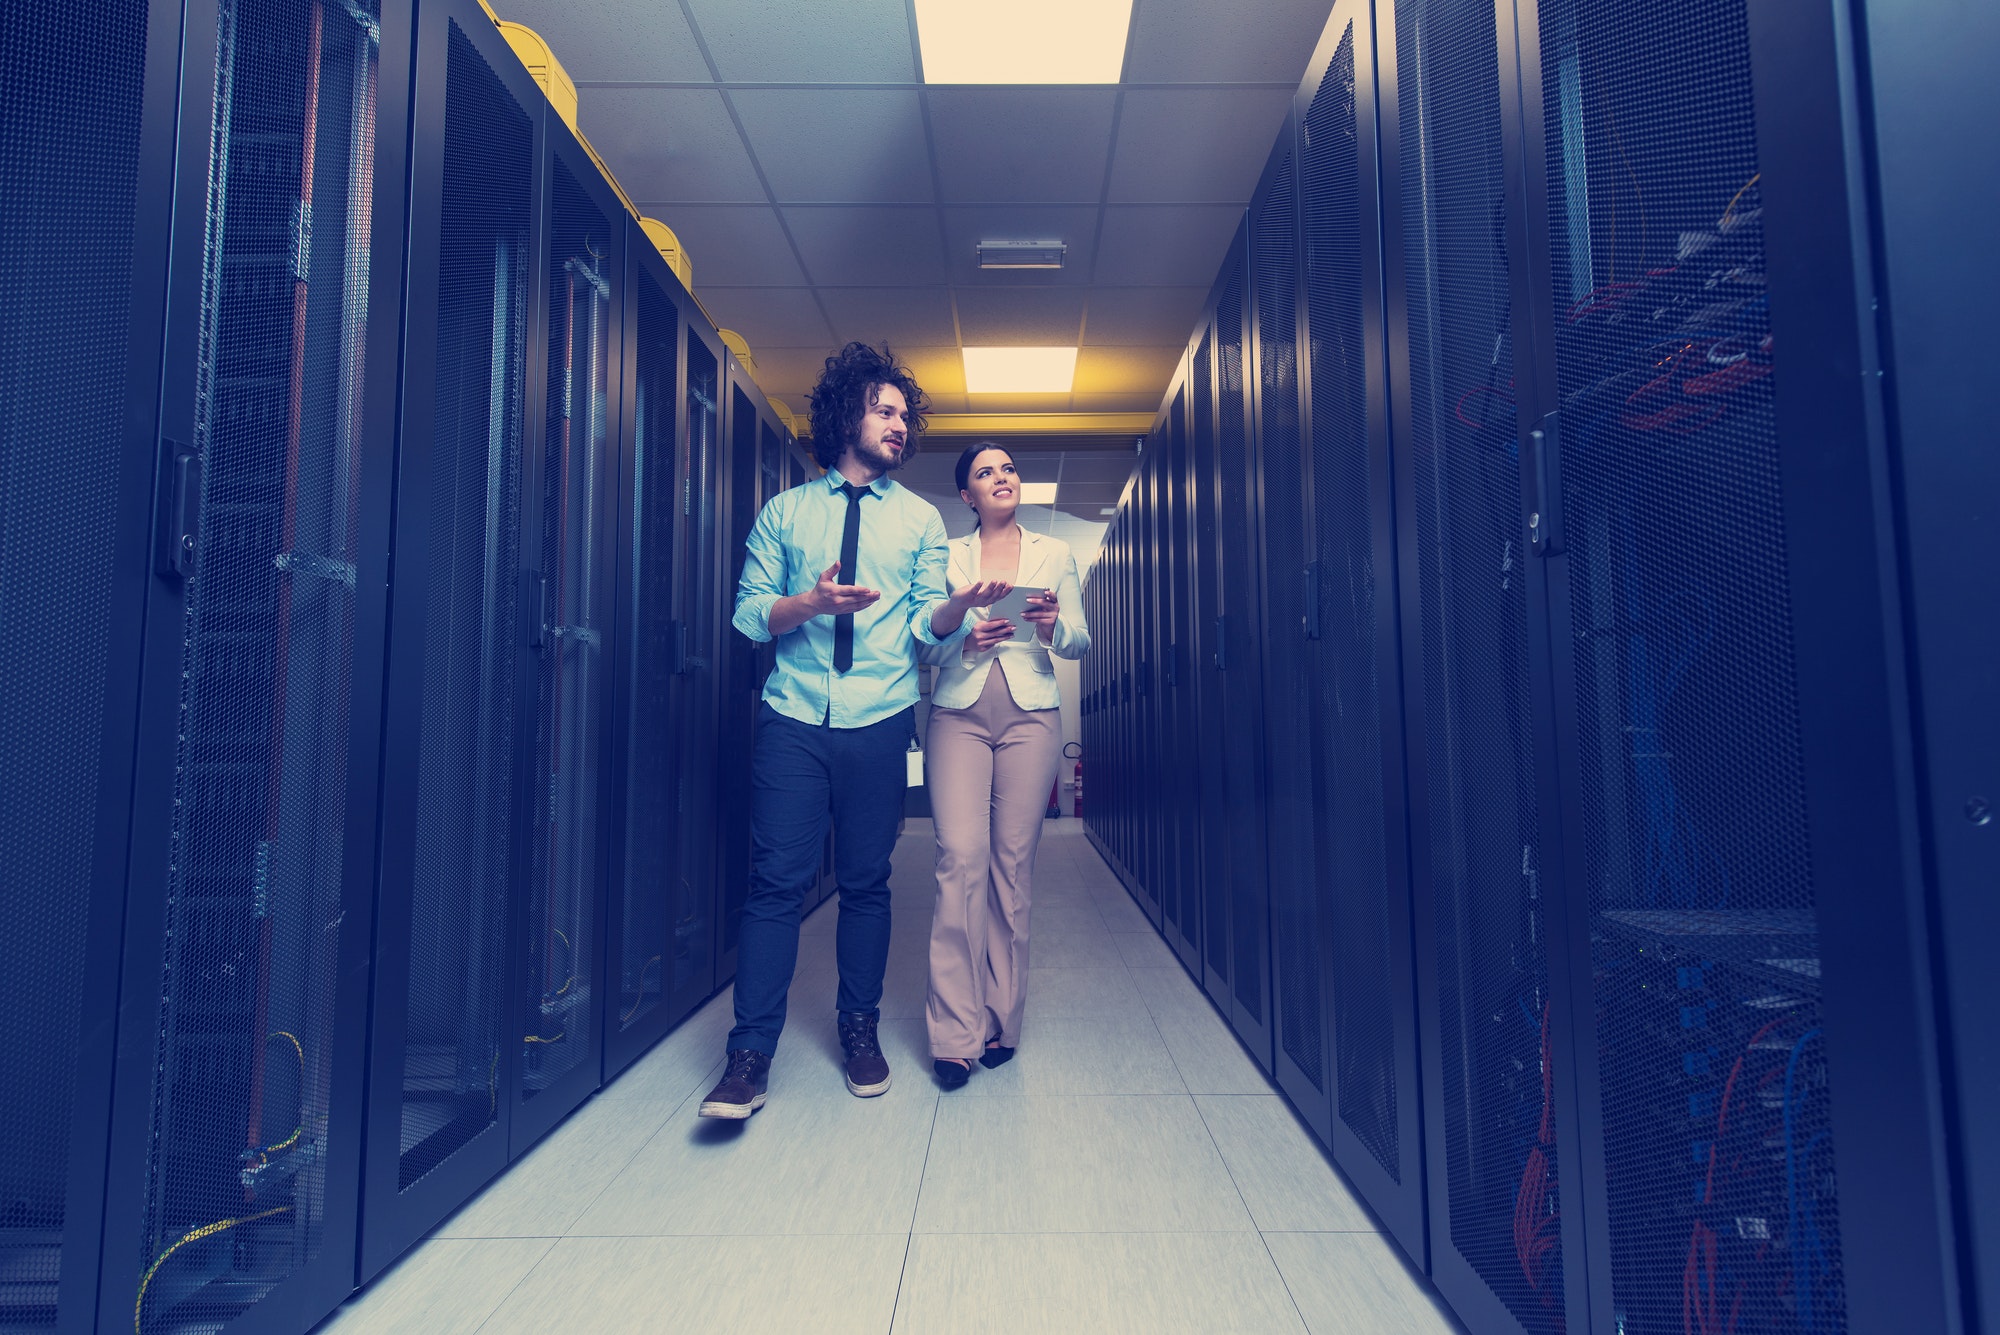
top-left (925, 665), bottom-right (1063, 1059)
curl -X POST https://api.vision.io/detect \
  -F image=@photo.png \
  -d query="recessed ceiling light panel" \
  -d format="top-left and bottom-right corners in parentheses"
top-left (978, 240), bottom-right (1067, 270)
top-left (963, 347), bottom-right (1078, 394)
top-left (915, 0), bottom-right (1134, 84)
top-left (1019, 483), bottom-right (1059, 504)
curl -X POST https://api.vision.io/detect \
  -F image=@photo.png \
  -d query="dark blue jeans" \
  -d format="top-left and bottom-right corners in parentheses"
top-left (728, 703), bottom-right (914, 1056)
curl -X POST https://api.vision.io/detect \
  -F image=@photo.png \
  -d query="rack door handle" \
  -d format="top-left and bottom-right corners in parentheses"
top-left (1526, 411), bottom-right (1564, 556)
top-left (157, 438), bottom-right (202, 579)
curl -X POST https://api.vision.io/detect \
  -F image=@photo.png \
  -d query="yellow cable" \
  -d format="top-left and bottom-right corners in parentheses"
top-left (1718, 172), bottom-right (1761, 229)
top-left (524, 1032), bottom-right (566, 1044)
top-left (135, 1206), bottom-right (292, 1334)
top-left (620, 957), bottom-right (663, 1024)
top-left (252, 1031), bottom-right (309, 1160)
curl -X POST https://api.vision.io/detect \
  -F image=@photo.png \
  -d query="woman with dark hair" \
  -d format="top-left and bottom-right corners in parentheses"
top-left (922, 443), bottom-right (1091, 1089)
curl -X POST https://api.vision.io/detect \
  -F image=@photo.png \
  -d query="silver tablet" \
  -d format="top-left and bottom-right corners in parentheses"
top-left (984, 585), bottom-right (1049, 643)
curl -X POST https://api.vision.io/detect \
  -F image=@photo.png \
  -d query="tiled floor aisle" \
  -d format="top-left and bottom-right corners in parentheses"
top-left (321, 821), bottom-right (1462, 1334)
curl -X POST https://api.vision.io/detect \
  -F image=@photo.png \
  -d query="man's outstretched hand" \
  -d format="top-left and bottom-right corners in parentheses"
top-left (810, 562), bottom-right (880, 616)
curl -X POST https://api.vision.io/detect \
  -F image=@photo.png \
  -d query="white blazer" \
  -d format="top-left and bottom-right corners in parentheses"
top-left (924, 528), bottom-right (1090, 712)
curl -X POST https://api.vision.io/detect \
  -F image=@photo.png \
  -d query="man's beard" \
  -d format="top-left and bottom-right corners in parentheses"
top-left (860, 435), bottom-right (907, 472)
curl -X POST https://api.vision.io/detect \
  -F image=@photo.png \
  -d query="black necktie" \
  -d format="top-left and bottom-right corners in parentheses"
top-left (834, 483), bottom-right (870, 673)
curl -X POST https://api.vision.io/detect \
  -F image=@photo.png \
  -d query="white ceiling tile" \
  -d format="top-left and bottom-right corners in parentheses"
top-left (1082, 287), bottom-right (1209, 345)
top-left (819, 287), bottom-right (959, 345)
top-left (939, 206), bottom-right (1099, 285)
top-left (783, 207), bottom-right (948, 284)
top-left (893, 346), bottom-right (968, 397)
top-left (1108, 88), bottom-right (1297, 202)
top-left (584, 88), bottom-right (766, 203)
top-left (1076, 346), bottom-right (1183, 394)
top-left (632, 206), bottom-right (806, 286)
top-left (730, 90), bottom-right (934, 203)
top-left (1125, 0), bottom-right (1336, 83)
top-left (1093, 205), bottom-right (1242, 284)
top-left (953, 288), bottom-right (1087, 344)
top-left (696, 288), bottom-right (833, 348)
top-left (501, 0), bottom-right (713, 82)
top-left (744, 346), bottom-right (839, 396)
top-left (684, 0), bottom-right (917, 82)
top-left (927, 89), bottom-right (1117, 203)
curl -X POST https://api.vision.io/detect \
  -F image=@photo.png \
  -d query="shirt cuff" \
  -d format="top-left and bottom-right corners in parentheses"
top-left (913, 599), bottom-right (966, 649)
top-left (733, 594), bottom-right (779, 643)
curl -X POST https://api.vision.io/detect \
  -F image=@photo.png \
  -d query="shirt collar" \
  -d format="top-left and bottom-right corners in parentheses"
top-left (823, 470), bottom-right (891, 497)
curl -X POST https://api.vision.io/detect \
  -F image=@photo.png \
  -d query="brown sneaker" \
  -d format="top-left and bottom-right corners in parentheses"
top-left (698, 1049), bottom-right (771, 1119)
top-left (837, 1011), bottom-right (891, 1097)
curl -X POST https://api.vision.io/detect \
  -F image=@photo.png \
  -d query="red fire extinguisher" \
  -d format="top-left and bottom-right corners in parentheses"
top-left (1066, 742), bottom-right (1083, 818)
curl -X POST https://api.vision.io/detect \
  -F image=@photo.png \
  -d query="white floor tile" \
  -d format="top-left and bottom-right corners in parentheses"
top-left (952, 1014), bottom-right (1185, 1097)
top-left (316, 1238), bottom-right (554, 1334)
top-left (1154, 1008), bottom-right (1281, 1095)
top-left (436, 1094), bottom-right (675, 1238)
top-left (1195, 1097), bottom-right (1379, 1232)
top-left (1112, 929), bottom-right (1184, 969)
top-left (1020, 966), bottom-right (1149, 1021)
top-left (914, 1095), bottom-right (1254, 1234)
top-left (1264, 1231), bottom-right (1463, 1335)
top-left (570, 1077), bottom-right (937, 1236)
top-left (482, 1234), bottom-right (907, 1335)
top-left (893, 1232), bottom-right (1308, 1335)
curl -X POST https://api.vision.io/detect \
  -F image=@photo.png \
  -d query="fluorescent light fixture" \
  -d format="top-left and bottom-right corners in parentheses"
top-left (915, 0), bottom-right (1134, 84)
top-left (978, 240), bottom-right (1066, 270)
top-left (1019, 483), bottom-right (1059, 504)
top-left (962, 346), bottom-right (1078, 394)
top-left (1099, 507), bottom-right (1117, 515)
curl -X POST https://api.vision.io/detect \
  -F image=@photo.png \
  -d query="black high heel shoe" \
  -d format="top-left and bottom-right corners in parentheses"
top-left (979, 1028), bottom-right (1015, 1070)
top-left (933, 1057), bottom-right (972, 1090)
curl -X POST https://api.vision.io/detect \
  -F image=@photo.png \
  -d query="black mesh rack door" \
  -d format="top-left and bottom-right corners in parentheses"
top-left (1385, 0), bottom-right (1570, 1326)
top-left (105, 0), bottom-right (403, 1329)
top-left (1531, 0), bottom-right (1847, 1330)
top-left (1298, 2), bottom-right (1426, 1253)
top-left (0, 2), bottom-right (177, 1328)
top-left (361, 4), bottom-right (538, 1277)
top-left (1189, 323), bottom-right (1235, 1013)
top-left (1140, 450), bottom-right (1168, 926)
top-left (1163, 384), bottom-right (1202, 970)
top-left (605, 237), bottom-right (690, 1076)
top-left (1249, 133), bottom-right (1328, 1139)
top-left (1214, 226), bottom-right (1272, 1066)
top-left (514, 137), bottom-right (619, 1150)
top-left (675, 329), bottom-right (725, 983)
top-left (714, 378), bottom-right (760, 980)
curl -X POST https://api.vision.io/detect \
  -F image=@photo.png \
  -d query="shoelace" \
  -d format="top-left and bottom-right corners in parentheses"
top-left (838, 1019), bottom-right (882, 1060)
top-left (723, 1051), bottom-right (764, 1082)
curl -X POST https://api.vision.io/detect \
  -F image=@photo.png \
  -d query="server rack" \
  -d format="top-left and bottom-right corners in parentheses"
top-left (1862, 10), bottom-right (2000, 1321)
top-left (1380, 0), bottom-right (1582, 1326)
top-left (509, 112), bottom-right (624, 1156)
top-left (0, 0), bottom-right (306, 1327)
top-left (1293, 3), bottom-right (1429, 1260)
top-left (1500, 0), bottom-right (1962, 1327)
top-left (1185, 321), bottom-right (1234, 1012)
top-left (359, 0), bottom-right (545, 1275)
top-left (604, 214), bottom-right (703, 1078)
top-left (1163, 377), bottom-right (1204, 972)
top-left (671, 321), bottom-right (728, 1008)
top-left (1086, 0), bottom-right (1987, 1329)
top-left (99, 0), bottom-right (416, 1330)
top-left (1247, 117), bottom-right (1324, 1110)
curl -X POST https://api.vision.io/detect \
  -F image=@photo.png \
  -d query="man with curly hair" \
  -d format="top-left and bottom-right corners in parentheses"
top-left (700, 343), bottom-right (1011, 1118)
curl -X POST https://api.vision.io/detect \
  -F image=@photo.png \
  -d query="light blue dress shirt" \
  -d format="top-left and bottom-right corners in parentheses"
top-left (732, 471), bottom-right (964, 728)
